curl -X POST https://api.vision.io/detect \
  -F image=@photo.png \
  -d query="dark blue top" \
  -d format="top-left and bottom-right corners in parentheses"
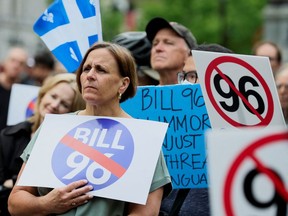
top-left (159, 188), bottom-right (210, 216)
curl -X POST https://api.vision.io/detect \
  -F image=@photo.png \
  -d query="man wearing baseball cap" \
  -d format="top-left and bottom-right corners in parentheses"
top-left (145, 17), bottom-right (197, 85)
top-left (145, 17), bottom-right (200, 215)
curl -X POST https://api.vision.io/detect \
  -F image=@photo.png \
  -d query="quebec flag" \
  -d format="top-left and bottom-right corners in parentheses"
top-left (33, 0), bottom-right (103, 73)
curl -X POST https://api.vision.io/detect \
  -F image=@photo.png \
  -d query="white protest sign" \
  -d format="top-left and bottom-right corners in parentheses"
top-left (192, 51), bottom-right (285, 128)
top-left (206, 126), bottom-right (288, 215)
top-left (7, 84), bottom-right (40, 125)
top-left (18, 114), bottom-right (168, 205)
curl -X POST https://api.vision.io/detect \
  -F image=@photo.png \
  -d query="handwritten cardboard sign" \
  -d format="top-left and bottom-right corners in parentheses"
top-left (121, 84), bottom-right (211, 189)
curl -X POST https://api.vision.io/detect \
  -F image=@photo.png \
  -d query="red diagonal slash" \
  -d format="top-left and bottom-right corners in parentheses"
top-left (224, 132), bottom-right (288, 216)
top-left (250, 153), bottom-right (288, 201)
top-left (214, 66), bottom-right (264, 121)
top-left (28, 101), bottom-right (35, 110)
top-left (60, 135), bottom-right (126, 178)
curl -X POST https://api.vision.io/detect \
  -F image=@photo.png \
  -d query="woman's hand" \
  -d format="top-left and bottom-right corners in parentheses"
top-left (40, 179), bottom-right (94, 214)
top-left (9, 163), bottom-right (94, 216)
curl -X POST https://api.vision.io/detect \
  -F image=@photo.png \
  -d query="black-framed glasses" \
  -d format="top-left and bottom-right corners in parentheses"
top-left (177, 70), bottom-right (198, 84)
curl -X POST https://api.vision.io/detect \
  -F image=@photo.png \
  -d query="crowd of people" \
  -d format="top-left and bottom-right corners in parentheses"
top-left (0, 15), bottom-right (286, 216)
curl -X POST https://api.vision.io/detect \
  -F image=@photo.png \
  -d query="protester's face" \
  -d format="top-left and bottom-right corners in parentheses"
top-left (39, 82), bottom-right (75, 119)
top-left (151, 28), bottom-right (189, 73)
top-left (255, 44), bottom-right (280, 74)
top-left (276, 72), bottom-right (288, 110)
top-left (80, 48), bottom-right (127, 106)
top-left (32, 65), bottom-right (52, 84)
top-left (4, 48), bottom-right (28, 79)
top-left (181, 55), bottom-right (198, 83)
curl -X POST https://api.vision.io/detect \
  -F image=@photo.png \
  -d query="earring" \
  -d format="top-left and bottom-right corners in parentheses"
top-left (118, 92), bottom-right (122, 100)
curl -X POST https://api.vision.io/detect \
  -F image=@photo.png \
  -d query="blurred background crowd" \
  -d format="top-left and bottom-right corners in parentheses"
top-left (1, 0), bottom-right (288, 61)
top-left (1, 0), bottom-right (288, 215)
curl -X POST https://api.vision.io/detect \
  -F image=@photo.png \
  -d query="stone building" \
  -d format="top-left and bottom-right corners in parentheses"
top-left (0, 0), bottom-right (47, 60)
top-left (264, 1), bottom-right (288, 62)
top-left (1, 0), bottom-right (288, 62)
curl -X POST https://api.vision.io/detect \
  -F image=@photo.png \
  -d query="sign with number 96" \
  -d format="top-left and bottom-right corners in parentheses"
top-left (52, 118), bottom-right (134, 190)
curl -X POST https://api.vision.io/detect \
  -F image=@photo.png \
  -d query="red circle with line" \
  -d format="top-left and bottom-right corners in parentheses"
top-left (223, 131), bottom-right (288, 216)
top-left (205, 56), bottom-right (274, 127)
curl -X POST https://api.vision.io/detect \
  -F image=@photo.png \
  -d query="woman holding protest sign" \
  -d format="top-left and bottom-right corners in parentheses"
top-left (0, 73), bottom-right (85, 215)
top-left (8, 42), bottom-right (171, 216)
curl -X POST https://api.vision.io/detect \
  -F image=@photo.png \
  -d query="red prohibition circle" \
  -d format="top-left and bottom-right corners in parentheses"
top-left (205, 56), bottom-right (274, 127)
top-left (223, 131), bottom-right (288, 216)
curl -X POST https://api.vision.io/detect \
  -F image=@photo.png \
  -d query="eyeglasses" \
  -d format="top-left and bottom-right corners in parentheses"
top-left (177, 70), bottom-right (198, 84)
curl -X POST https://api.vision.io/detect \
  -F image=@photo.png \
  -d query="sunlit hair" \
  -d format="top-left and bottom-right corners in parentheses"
top-left (76, 41), bottom-right (138, 103)
top-left (29, 73), bottom-right (85, 132)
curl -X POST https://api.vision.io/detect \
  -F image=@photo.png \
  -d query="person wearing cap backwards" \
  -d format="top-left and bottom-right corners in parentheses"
top-left (145, 17), bottom-right (197, 85)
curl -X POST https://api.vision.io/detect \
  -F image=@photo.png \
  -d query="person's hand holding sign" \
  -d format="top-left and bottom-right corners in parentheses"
top-left (8, 42), bottom-right (171, 216)
top-left (40, 179), bottom-right (93, 212)
top-left (10, 176), bottom-right (93, 214)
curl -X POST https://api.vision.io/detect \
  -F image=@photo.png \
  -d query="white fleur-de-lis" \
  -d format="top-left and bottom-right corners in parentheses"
top-left (89, 0), bottom-right (96, 7)
top-left (42, 9), bottom-right (54, 23)
top-left (70, 47), bottom-right (79, 62)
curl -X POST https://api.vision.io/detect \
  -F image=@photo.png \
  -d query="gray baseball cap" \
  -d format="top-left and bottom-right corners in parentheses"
top-left (145, 17), bottom-right (197, 49)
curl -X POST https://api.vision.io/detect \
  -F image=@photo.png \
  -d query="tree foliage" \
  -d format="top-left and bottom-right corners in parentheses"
top-left (44, 0), bottom-right (266, 54)
top-left (134, 0), bottom-right (266, 54)
top-left (47, 0), bottom-right (267, 55)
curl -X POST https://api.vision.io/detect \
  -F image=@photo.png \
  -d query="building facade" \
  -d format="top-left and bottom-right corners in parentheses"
top-left (0, 0), bottom-right (47, 60)
top-left (263, 2), bottom-right (288, 62)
